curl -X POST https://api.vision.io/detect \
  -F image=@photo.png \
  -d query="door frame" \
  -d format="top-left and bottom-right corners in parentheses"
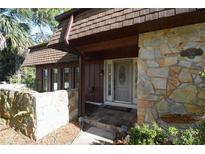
top-left (113, 59), bottom-right (132, 103)
top-left (104, 57), bottom-right (137, 109)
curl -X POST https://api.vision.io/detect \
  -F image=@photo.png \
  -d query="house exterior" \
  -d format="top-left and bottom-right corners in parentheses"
top-left (23, 42), bottom-right (79, 92)
top-left (23, 8), bottom-right (205, 128)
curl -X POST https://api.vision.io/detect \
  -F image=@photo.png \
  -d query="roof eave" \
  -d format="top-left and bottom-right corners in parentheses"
top-left (55, 8), bottom-right (90, 22)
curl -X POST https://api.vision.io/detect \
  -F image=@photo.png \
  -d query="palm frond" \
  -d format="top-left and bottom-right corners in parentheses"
top-left (0, 33), bottom-right (7, 51)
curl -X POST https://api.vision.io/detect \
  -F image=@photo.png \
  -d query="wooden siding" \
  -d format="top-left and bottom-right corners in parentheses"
top-left (48, 8), bottom-right (201, 46)
top-left (85, 60), bottom-right (104, 103)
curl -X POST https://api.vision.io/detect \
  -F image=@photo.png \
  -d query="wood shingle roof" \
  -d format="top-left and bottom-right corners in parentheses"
top-left (23, 43), bottom-right (78, 66)
top-left (48, 8), bottom-right (200, 47)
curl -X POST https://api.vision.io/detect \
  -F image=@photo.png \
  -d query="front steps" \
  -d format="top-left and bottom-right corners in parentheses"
top-left (79, 116), bottom-right (128, 140)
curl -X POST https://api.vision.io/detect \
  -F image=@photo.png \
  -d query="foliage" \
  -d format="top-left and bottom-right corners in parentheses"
top-left (0, 8), bottom-right (66, 81)
top-left (128, 121), bottom-right (205, 145)
top-left (29, 8), bottom-right (67, 43)
top-left (199, 69), bottom-right (205, 81)
top-left (198, 118), bottom-right (205, 144)
top-left (175, 128), bottom-right (199, 145)
top-left (0, 48), bottom-right (25, 81)
top-left (10, 67), bottom-right (36, 89)
top-left (128, 123), bottom-right (167, 145)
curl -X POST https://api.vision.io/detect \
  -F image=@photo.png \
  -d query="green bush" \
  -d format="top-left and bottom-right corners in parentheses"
top-left (199, 69), bottom-right (205, 81)
top-left (177, 128), bottom-right (199, 145)
top-left (10, 67), bottom-right (36, 89)
top-left (128, 121), bottom-right (205, 145)
top-left (198, 118), bottom-right (205, 144)
top-left (128, 123), bottom-right (167, 145)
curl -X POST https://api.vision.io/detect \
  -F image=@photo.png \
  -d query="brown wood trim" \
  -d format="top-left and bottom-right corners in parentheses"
top-left (77, 35), bottom-right (138, 52)
top-left (84, 45), bottom-right (138, 60)
top-left (36, 62), bottom-right (78, 69)
top-left (79, 54), bottom-right (86, 116)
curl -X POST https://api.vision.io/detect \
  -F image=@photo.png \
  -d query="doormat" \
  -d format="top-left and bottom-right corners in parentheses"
top-left (104, 105), bottom-right (131, 112)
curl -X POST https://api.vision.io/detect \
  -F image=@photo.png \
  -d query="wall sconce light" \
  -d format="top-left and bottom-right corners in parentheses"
top-left (100, 69), bottom-right (104, 76)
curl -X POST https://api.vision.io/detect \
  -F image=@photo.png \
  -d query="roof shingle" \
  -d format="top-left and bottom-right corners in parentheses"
top-left (48, 8), bottom-right (199, 47)
top-left (23, 44), bottom-right (78, 66)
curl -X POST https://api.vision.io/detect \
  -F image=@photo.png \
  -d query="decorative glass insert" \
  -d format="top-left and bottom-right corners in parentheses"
top-left (43, 69), bottom-right (49, 91)
top-left (108, 63), bottom-right (112, 96)
top-left (63, 68), bottom-right (70, 90)
top-left (119, 65), bottom-right (126, 85)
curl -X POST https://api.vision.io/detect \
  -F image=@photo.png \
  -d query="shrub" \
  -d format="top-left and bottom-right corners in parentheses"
top-left (199, 69), bottom-right (205, 81)
top-left (166, 126), bottom-right (179, 144)
top-left (198, 118), bottom-right (205, 144)
top-left (128, 122), bottom-right (205, 145)
top-left (128, 123), bottom-right (167, 145)
top-left (10, 67), bottom-right (36, 89)
top-left (176, 128), bottom-right (199, 145)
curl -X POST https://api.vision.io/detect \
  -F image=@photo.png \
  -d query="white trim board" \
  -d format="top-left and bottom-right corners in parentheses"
top-left (104, 58), bottom-right (138, 108)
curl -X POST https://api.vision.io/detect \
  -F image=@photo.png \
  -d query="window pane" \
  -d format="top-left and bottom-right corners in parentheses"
top-left (108, 64), bottom-right (111, 96)
top-left (43, 69), bottom-right (48, 91)
top-left (52, 68), bottom-right (60, 91)
top-left (75, 67), bottom-right (79, 88)
top-left (63, 68), bottom-right (70, 90)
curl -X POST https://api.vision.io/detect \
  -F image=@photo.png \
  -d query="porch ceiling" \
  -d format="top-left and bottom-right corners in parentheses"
top-left (83, 45), bottom-right (138, 60)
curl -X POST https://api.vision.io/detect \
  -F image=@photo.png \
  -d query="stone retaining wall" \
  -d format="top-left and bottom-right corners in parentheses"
top-left (68, 89), bottom-right (78, 121)
top-left (137, 22), bottom-right (205, 128)
top-left (0, 89), bottom-right (69, 140)
top-left (0, 89), bottom-right (36, 139)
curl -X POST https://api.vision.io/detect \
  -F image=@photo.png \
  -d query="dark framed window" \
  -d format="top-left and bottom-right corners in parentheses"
top-left (42, 69), bottom-right (49, 91)
top-left (75, 67), bottom-right (79, 88)
top-left (63, 68), bottom-right (71, 90)
top-left (52, 68), bottom-right (60, 91)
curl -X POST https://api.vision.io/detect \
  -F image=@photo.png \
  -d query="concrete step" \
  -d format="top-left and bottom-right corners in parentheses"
top-left (79, 117), bottom-right (128, 140)
top-left (72, 127), bottom-right (114, 145)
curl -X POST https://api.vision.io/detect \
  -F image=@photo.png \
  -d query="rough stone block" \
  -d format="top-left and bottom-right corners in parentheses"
top-left (146, 60), bottom-right (159, 67)
top-left (169, 83), bottom-right (197, 103)
top-left (178, 68), bottom-right (193, 83)
top-left (158, 57), bottom-right (178, 66)
top-left (178, 60), bottom-right (192, 68)
top-left (147, 67), bottom-right (169, 77)
top-left (139, 47), bottom-right (155, 60)
top-left (33, 90), bottom-right (69, 140)
top-left (151, 77), bottom-right (167, 89)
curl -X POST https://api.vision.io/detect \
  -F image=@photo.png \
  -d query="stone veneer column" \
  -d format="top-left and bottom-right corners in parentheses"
top-left (137, 22), bottom-right (205, 128)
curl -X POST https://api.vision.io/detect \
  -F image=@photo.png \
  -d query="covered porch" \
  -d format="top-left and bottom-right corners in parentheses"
top-left (75, 35), bottom-right (139, 134)
top-left (77, 36), bottom-right (139, 117)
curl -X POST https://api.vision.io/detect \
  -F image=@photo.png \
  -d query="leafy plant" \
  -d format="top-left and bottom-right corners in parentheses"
top-left (128, 121), bottom-right (205, 145)
top-left (176, 128), bottom-right (199, 145)
top-left (128, 123), bottom-right (167, 145)
top-left (199, 69), bottom-right (205, 81)
top-left (198, 118), bottom-right (205, 144)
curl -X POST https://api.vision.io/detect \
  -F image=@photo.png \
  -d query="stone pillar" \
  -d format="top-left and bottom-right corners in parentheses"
top-left (137, 22), bottom-right (205, 128)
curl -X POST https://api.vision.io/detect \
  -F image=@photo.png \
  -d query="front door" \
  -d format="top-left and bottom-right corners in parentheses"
top-left (114, 60), bottom-right (131, 102)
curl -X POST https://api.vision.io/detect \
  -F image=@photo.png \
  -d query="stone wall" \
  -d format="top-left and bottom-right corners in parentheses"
top-left (137, 22), bottom-right (205, 128)
top-left (32, 90), bottom-right (68, 140)
top-left (0, 90), bottom-right (36, 139)
top-left (0, 89), bottom-right (69, 140)
top-left (68, 89), bottom-right (78, 121)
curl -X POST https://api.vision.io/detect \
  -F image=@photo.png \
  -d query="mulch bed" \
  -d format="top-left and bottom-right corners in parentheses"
top-left (161, 114), bottom-right (197, 123)
top-left (0, 121), bottom-right (80, 145)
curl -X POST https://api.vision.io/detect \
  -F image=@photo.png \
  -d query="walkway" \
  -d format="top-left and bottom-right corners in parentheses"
top-left (72, 127), bottom-right (114, 145)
